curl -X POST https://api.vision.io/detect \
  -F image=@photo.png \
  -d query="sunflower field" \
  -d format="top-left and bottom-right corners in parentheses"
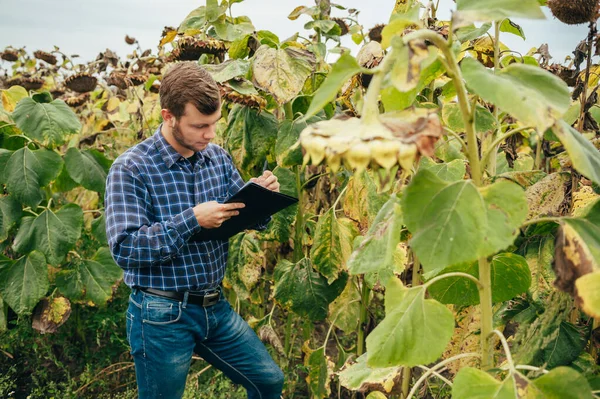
top-left (0, 0), bottom-right (599, 398)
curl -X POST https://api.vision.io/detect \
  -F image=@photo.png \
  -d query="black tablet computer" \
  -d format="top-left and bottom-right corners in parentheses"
top-left (190, 182), bottom-right (298, 241)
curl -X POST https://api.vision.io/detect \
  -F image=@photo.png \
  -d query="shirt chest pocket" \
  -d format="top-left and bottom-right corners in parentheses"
top-left (210, 194), bottom-right (228, 205)
top-left (205, 183), bottom-right (229, 203)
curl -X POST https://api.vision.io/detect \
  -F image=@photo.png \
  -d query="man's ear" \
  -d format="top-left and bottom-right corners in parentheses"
top-left (160, 109), bottom-right (175, 127)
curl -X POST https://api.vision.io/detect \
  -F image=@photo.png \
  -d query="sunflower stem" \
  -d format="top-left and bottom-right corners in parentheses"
top-left (481, 126), bottom-right (534, 171)
top-left (293, 166), bottom-right (305, 262)
top-left (478, 257), bottom-right (494, 369)
top-left (360, 50), bottom-right (395, 126)
top-left (403, 29), bottom-right (481, 186)
top-left (487, 20), bottom-right (501, 177)
top-left (356, 277), bottom-right (370, 356)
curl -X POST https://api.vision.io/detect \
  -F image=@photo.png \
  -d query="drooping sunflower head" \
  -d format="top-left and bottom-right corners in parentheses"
top-left (65, 72), bottom-right (98, 93)
top-left (547, 0), bottom-right (599, 25)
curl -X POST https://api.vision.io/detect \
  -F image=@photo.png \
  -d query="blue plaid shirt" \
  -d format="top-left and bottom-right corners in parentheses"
top-left (105, 126), bottom-right (261, 292)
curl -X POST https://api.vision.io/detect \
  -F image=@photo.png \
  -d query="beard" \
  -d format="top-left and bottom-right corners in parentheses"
top-left (171, 120), bottom-right (206, 153)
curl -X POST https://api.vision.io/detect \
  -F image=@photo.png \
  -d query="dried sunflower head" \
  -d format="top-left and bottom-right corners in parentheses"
top-left (1, 49), bottom-right (19, 62)
top-left (146, 66), bottom-right (161, 75)
top-left (126, 73), bottom-right (148, 86)
top-left (247, 35), bottom-right (260, 58)
top-left (332, 17), bottom-right (350, 36)
top-left (50, 87), bottom-right (65, 99)
top-left (107, 70), bottom-right (128, 89)
top-left (356, 41), bottom-right (384, 88)
top-left (20, 77), bottom-right (45, 91)
top-left (299, 109), bottom-right (443, 173)
top-left (546, 63), bottom-right (578, 87)
top-left (95, 49), bottom-right (119, 72)
top-left (368, 24), bottom-right (386, 43)
top-left (5, 77), bottom-right (23, 87)
top-left (170, 37), bottom-right (227, 61)
top-left (547, 0), bottom-right (599, 25)
top-left (149, 81), bottom-right (161, 93)
top-left (65, 72), bottom-right (98, 93)
top-left (219, 84), bottom-right (266, 109)
top-left (63, 92), bottom-right (90, 107)
top-left (34, 50), bottom-right (57, 65)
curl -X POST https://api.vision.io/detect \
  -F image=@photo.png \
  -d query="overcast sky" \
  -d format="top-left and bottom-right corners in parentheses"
top-left (0, 0), bottom-right (590, 66)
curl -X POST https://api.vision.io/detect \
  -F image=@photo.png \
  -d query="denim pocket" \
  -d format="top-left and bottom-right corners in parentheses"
top-left (142, 294), bottom-right (182, 325)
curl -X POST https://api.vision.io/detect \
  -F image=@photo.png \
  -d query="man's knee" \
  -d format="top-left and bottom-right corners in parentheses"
top-left (257, 363), bottom-right (284, 393)
top-left (271, 366), bottom-right (285, 387)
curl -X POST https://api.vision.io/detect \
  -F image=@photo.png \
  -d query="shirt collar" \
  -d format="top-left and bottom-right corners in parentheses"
top-left (154, 125), bottom-right (212, 168)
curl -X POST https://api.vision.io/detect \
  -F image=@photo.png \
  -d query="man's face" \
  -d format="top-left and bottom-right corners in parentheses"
top-left (171, 102), bottom-right (221, 153)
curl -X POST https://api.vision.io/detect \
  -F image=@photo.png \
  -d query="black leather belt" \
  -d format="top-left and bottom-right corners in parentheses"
top-left (139, 287), bottom-right (220, 307)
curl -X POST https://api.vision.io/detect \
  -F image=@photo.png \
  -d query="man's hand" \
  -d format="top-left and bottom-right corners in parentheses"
top-left (193, 201), bottom-right (245, 229)
top-left (250, 170), bottom-right (280, 192)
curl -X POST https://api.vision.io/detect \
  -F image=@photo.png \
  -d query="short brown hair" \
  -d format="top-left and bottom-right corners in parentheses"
top-left (159, 61), bottom-right (220, 118)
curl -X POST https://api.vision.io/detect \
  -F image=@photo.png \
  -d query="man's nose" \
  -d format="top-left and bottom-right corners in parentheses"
top-left (205, 124), bottom-right (216, 139)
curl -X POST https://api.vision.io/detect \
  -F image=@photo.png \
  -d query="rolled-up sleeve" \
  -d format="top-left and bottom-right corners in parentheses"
top-left (105, 162), bottom-right (201, 269)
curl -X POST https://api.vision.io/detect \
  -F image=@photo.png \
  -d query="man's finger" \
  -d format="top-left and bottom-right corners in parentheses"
top-left (224, 202), bottom-right (245, 210)
top-left (263, 175), bottom-right (277, 186)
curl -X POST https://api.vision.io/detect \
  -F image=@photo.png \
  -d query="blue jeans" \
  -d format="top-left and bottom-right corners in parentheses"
top-left (126, 289), bottom-right (284, 399)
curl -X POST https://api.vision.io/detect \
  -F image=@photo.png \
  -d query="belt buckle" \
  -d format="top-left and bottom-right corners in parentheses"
top-left (202, 291), bottom-right (219, 307)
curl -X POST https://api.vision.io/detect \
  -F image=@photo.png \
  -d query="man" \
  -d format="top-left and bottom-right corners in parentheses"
top-left (105, 61), bottom-right (284, 399)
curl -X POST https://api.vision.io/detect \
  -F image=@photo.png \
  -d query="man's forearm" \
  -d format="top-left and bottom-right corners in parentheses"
top-left (108, 207), bottom-right (200, 269)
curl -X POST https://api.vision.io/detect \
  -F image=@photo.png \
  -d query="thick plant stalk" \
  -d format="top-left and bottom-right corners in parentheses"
top-left (293, 166), bottom-right (304, 262)
top-left (356, 277), bottom-right (370, 356)
top-left (478, 257), bottom-right (494, 369)
top-left (487, 20), bottom-right (502, 176)
top-left (403, 29), bottom-right (493, 368)
top-left (283, 311), bottom-right (294, 356)
top-left (401, 366), bottom-right (411, 399)
top-left (284, 101), bottom-right (294, 121)
top-left (403, 30), bottom-right (482, 186)
top-left (303, 318), bottom-right (312, 343)
top-left (360, 50), bottom-right (395, 126)
top-left (481, 126), bottom-right (534, 171)
top-left (284, 164), bottom-right (305, 354)
top-left (401, 251), bottom-right (423, 399)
